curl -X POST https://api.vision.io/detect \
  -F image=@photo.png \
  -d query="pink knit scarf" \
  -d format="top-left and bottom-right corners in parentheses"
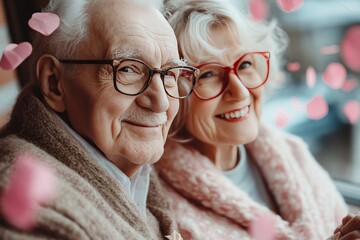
top-left (156, 124), bottom-right (347, 239)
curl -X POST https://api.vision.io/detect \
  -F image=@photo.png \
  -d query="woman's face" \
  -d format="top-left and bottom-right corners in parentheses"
top-left (185, 26), bottom-right (264, 146)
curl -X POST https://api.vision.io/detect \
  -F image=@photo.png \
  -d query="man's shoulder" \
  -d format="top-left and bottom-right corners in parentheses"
top-left (0, 135), bottom-right (37, 169)
top-left (0, 136), bottom-right (145, 240)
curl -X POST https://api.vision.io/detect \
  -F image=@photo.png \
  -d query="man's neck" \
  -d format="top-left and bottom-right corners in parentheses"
top-left (114, 161), bottom-right (142, 178)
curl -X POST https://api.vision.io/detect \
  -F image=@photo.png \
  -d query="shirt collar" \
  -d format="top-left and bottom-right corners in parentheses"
top-left (52, 111), bottom-right (151, 217)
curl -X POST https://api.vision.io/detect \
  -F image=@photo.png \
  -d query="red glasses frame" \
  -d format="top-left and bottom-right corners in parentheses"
top-left (194, 51), bottom-right (270, 100)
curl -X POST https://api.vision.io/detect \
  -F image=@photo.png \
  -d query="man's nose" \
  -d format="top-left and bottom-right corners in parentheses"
top-left (137, 73), bottom-right (169, 112)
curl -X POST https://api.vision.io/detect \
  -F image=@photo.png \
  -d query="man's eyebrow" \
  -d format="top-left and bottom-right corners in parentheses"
top-left (111, 49), bottom-right (140, 59)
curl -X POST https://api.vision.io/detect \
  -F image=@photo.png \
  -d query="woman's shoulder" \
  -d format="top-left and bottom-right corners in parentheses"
top-left (250, 123), bottom-right (310, 156)
top-left (258, 123), bottom-right (306, 144)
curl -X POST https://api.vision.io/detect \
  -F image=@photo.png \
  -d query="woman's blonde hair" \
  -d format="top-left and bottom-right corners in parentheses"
top-left (164, 0), bottom-right (288, 141)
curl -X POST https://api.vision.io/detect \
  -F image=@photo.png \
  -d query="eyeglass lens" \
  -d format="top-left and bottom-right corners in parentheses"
top-left (194, 52), bottom-right (268, 99)
top-left (114, 60), bottom-right (196, 98)
top-left (163, 68), bottom-right (196, 98)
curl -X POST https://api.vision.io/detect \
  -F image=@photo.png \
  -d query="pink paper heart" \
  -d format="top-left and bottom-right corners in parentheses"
top-left (28, 12), bottom-right (60, 36)
top-left (306, 95), bottom-right (329, 120)
top-left (287, 62), bottom-right (301, 72)
top-left (320, 45), bottom-right (339, 55)
top-left (249, 213), bottom-right (276, 240)
top-left (306, 66), bottom-right (316, 88)
top-left (249, 0), bottom-right (269, 21)
top-left (275, 109), bottom-right (291, 128)
top-left (341, 26), bottom-right (360, 72)
top-left (342, 79), bottom-right (358, 92)
top-left (276, 0), bottom-right (303, 12)
top-left (343, 100), bottom-right (360, 124)
top-left (1, 154), bottom-right (57, 230)
top-left (322, 63), bottom-right (347, 89)
top-left (1, 178), bottom-right (38, 230)
top-left (0, 42), bottom-right (32, 70)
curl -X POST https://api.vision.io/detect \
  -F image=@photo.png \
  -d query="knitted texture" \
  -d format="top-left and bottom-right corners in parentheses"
top-left (0, 85), bottom-right (175, 239)
top-left (156, 124), bottom-right (347, 240)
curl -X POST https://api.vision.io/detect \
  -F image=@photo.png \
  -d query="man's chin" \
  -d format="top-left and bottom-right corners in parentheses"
top-left (126, 141), bottom-right (164, 165)
top-left (112, 130), bottom-right (166, 167)
top-left (105, 145), bottom-right (163, 177)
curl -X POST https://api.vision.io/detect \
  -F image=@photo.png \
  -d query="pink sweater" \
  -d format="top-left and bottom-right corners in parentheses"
top-left (156, 124), bottom-right (347, 240)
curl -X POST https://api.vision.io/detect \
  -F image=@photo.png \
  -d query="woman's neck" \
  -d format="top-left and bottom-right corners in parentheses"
top-left (190, 139), bottom-right (239, 171)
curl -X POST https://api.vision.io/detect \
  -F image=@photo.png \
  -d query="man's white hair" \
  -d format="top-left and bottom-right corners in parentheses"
top-left (40, 0), bottom-right (89, 59)
top-left (30, 0), bottom-right (164, 82)
top-left (32, 0), bottom-right (164, 59)
top-left (136, 0), bottom-right (164, 10)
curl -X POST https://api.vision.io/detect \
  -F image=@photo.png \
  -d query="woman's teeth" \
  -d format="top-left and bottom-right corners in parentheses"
top-left (219, 106), bottom-right (249, 119)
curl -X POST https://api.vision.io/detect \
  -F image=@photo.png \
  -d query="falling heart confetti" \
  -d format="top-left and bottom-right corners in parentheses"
top-left (0, 42), bottom-right (32, 71)
top-left (306, 66), bottom-right (316, 88)
top-left (306, 95), bottom-right (329, 120)
top-left (342, 79), bottom-right (358, 92)
top-left (287, 62), bottom-right (301, 72)
top-left (341, 25), bottom-right (360, 72)
top-left (28, 12), bottom-right (60, 36)
top-left (322, 63), bottom-right (347, 89)
top-left (275, 109), bottom-right (291, 128)
top-left (249, 0), bottom-right (269, 21)
top-left (276, 0), bottom-right (303, 12)
top-left (343, 100), bottom-right (360, 124)
top-left (1, 154), bottom-right (57, 230)
top-left (249, 213), bottom-right (276, 240)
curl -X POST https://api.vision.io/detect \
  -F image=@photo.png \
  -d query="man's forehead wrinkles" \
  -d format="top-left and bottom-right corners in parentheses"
top-left (120, 21), bottom-right (175, 38)
top-left (111, 39), bottom-right (177, 64)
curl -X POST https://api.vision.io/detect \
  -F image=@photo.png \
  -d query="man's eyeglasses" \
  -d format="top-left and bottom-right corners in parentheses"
top-left (59, 58), bottom-right (200, 99)
top-left (194, 51), bottom-right (270, 100)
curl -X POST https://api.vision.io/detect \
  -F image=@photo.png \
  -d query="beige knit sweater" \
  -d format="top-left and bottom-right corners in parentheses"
top-left (0, 85), bottom-right (175, 239)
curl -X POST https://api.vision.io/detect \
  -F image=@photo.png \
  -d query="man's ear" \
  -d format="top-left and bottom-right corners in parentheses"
top-left (36, 54), bottom-right (66, 112)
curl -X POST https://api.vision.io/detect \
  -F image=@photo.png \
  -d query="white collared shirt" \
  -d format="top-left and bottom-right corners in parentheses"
top-left (53, 113), bottom-right (151, 218)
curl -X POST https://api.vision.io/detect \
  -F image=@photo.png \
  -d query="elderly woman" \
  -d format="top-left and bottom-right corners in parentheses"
top-left (155, 0), bottom-right (348, 239)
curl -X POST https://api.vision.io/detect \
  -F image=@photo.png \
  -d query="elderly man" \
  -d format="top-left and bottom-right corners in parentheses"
top-left (0, 0), bottom-right (197, 239)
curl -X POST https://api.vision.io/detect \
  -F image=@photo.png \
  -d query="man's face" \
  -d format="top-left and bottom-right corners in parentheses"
top-left (59, 1), bottom-right (180, 175)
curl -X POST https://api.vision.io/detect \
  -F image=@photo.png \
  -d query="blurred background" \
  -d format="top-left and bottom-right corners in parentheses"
top-left (0, 0), bottom-right (18, 127)
top-left (0, 0), bottom-right (360, 209)
top-left (235, 0), bottom-right (360, 210)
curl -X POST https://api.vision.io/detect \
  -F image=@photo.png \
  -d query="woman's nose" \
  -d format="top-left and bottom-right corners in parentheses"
top-left (223, 72), bottom-right (250, 101)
